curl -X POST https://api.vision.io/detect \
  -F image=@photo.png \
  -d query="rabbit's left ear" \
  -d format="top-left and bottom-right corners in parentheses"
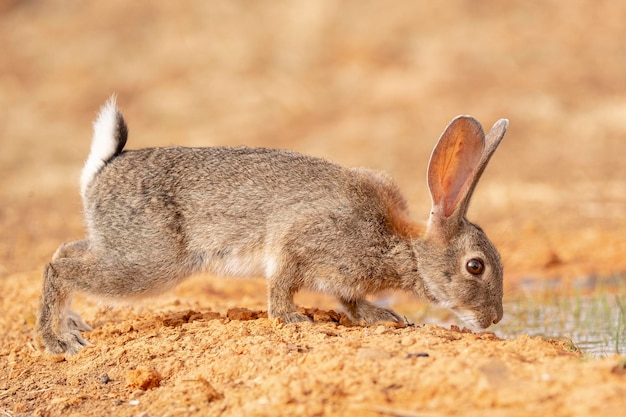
top-left (427, 116), bottom-right (508, 228)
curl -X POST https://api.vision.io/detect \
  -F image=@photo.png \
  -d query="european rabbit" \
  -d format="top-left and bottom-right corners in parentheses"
top-left (37, 97), bottom-right (508, 355)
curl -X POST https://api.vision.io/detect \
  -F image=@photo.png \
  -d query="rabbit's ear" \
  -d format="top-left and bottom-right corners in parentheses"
top-left (427, 116), bottom-right (508, 228)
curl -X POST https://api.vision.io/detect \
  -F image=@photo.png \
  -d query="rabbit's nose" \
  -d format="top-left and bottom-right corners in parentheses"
top-left (493, 304), bottom-right (503, 325)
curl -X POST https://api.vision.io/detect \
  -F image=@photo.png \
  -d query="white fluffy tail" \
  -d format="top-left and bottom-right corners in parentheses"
top-left (80, 96), bottom-right (128, 197)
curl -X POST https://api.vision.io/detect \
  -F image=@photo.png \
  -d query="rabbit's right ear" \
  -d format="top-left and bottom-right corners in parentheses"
top-left (426, 115), bottom-right (507, 237)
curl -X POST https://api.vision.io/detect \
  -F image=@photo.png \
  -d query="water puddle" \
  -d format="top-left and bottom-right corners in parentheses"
top-left (493, 274), bottom-right (625, 357)
top-left (496, 292), bottom-right (625, 357)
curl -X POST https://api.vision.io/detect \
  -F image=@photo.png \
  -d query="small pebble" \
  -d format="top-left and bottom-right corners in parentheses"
top-left (130, 390), bottom-right (145, 399)
top-left (126, 367), bottom-right (162, 390)
top-left (101, 374), bottom-right (111, 384)
top-left (226, 307), bottom-right (259, 321)
top-left (406, 352), bottom-right (429, 358)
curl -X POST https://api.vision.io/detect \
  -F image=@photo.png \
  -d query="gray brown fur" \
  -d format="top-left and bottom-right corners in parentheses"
top-left (37, 97), bottom-right (508, 355)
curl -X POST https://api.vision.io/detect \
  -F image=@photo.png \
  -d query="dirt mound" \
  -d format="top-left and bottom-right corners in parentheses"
top-left (2, 273), bottom-right (625, 416)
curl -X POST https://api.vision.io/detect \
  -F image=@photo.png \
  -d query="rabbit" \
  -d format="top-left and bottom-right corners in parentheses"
top-left (36, 96), bottom-right (508, 355)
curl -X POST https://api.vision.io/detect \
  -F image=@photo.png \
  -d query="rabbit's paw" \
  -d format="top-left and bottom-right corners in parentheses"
top-left (277, 312), bottom-right (313, 324)
top-left (67, 311), bottom-right (93, 332)
top-left (342, 299), bottom-right (404, 325)
top-left (359, 306), bottom-right (403, 325)
top-left (44, 330), bottom-right (91, 355)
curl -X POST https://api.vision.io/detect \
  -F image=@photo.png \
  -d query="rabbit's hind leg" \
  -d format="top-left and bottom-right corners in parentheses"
top-left (37, 259), bottom-right (93, 355)
top-left (50, 241), bottom-right (93, 332)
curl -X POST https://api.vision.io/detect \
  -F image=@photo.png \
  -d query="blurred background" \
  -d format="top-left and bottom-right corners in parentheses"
top-left (1, 0), bottom-right (625, 283)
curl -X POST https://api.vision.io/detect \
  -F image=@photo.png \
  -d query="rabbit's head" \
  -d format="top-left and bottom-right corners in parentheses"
top-left (415, 116), bottom-right (508, 328)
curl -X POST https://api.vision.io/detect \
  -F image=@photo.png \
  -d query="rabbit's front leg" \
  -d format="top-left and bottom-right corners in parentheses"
top-left (340, 297), bottom-right (404, 325)
top-left (267, 273), bottom-right (311, 324)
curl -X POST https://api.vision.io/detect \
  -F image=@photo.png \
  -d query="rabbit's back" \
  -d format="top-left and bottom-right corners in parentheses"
top-left (83, 146), bottom-right (408, 284)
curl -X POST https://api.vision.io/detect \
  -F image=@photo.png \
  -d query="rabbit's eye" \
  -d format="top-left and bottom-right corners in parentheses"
top-left (466, 259), bottom-right (484, 276)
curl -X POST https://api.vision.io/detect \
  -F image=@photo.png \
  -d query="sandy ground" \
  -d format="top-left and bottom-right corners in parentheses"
top-left (1, 1), bottom-right (625, 416)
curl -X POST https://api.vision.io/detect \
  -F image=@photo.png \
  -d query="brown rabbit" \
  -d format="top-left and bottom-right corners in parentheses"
top-left (37, 97), bottom-right (508, 355)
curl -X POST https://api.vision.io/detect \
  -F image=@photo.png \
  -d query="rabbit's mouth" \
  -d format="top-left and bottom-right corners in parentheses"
top-left (452, 308), bottom-right (498, 329)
